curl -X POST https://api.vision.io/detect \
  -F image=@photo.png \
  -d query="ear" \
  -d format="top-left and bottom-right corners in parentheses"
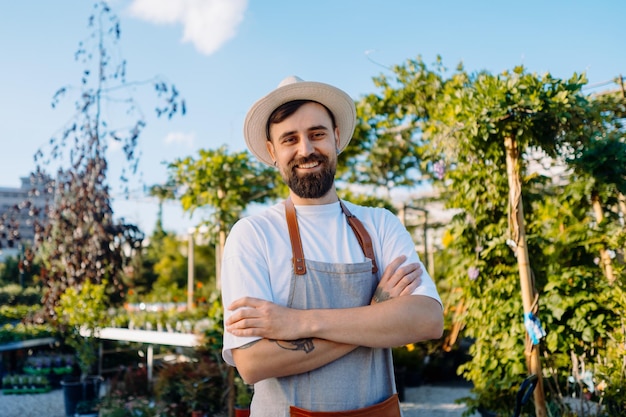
top-left (266, 140), bottom-right (277, 164)
top-left (334, 127), bottom-right (341, 149)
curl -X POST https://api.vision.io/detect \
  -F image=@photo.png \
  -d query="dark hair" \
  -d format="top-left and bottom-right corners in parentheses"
top-left (266, 100), bottom-right (337, 140)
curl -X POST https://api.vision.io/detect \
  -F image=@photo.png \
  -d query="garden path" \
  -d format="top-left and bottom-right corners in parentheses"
top-left (0, 384), bottom-right (477, 417)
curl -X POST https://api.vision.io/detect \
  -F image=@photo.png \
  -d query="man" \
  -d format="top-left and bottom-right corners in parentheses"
top-left (222, 76), bottom-right (443, 417)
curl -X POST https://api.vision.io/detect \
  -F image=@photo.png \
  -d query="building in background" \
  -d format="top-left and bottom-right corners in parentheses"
top-left (0, 175), bottom-right (52, 262)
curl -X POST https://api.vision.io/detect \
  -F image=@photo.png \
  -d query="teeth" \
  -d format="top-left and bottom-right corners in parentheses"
top-left (299, 162), bottom-right (319, 169)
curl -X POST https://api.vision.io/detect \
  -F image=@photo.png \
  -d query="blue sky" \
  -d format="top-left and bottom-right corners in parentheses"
top-left (1, 0), bottom-right (624, 236)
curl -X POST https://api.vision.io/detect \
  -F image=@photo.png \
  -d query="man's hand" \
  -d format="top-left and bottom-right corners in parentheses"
top-left (226, 297), bottom-right (304, 340)
top-left (371, 255), bottom-right (422, 304)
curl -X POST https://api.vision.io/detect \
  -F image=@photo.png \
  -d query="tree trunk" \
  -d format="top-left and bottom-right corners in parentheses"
top-left (217, 188), bottom-right (226, 290)
top-left (618, 193), bottom-right (626, 252)
top-left (619, 193), bottom-right (626, 218)
top-left (443, 296), bottom-right (466, 352)
top-left (217, 228), bottom-right (226, 290)
top-left (504, 136), bottom-right (547, 417)
top-left (591, 192), bottom-right (615, 284)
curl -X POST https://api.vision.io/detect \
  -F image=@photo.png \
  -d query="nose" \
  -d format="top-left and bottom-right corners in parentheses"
top-left (296, 137), bottom-right (315, 157)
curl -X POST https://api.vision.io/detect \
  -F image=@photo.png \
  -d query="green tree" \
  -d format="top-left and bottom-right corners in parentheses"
top-left (355, 57), bottom-right (625, 414)
top-left (0, 256), bottom-right (21, 286)
top-left (567, 91), bottom-right (626, 284)
top-left (146, 233), bottom-right (216, 303)
top-left (530, 177), bottom-right (625, 413)
top-left (56, 279), bottom-right (109, 378)
top-left (124, 225), bottom-right (217, 306)
top-left (169, 145), bottom-right (283, 229)
top-left (148, 181), bottom-right (178, 238)
top-left (343, 56), bottom-right (446, 195)
top-left (167, 145), bottom-right (283, 288)
top-left (441, 66), bottom-right (588, 413)
top-left (126, 228), bottom-right (170, 300)
top-left (430, 67), bottom-right (626, 414)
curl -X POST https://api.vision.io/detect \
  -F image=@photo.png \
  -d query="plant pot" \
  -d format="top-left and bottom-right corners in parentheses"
top-left (477, 408), bottom-right (499, 417)
top-left (234, 407), bottom-right (251, 417)
top-left (60, 376), bottom-right (102, 417)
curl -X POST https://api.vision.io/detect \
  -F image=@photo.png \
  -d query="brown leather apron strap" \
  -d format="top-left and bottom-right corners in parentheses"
top-left (289, 394), bottom-right (401, 417)
top-left (285, 198), bottom-right (307, 275)
top-left (283, 198), bottom-right (378, 275)
top-left (339, 201), bottom-right (379, 274)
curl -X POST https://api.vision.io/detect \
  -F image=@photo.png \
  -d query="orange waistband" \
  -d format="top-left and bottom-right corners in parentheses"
top-left (289, 394), bottom-right (401, 417)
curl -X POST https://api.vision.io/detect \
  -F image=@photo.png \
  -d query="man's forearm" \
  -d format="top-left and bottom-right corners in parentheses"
top-left (295, 295), bottom-right (443, 348)
top-left (229, 295), bottom-right (442, 384)
top-left (232, 337), bottom-right (358, 384)
top-left (304, 295), bottom-right (443, 348)
top-left (228, 295), bottom-right (443, 350)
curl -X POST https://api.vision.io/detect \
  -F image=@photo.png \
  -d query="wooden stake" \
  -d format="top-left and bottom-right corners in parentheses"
top-left (504, 136), bottom-right (547, 417)
top-left (591, 192), bottom-right (616, 284)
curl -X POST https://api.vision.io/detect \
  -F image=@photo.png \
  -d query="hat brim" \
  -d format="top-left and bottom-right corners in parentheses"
top-left (243, 79), bottom-right (356, 166)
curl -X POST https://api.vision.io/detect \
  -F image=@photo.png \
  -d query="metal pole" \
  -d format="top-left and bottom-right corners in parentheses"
top-left (187, 229), bottom-right (195, 311)
top-left (147, 345), bottom-right (154, 385)
top-left (422, 211), bottom-right (429, 273)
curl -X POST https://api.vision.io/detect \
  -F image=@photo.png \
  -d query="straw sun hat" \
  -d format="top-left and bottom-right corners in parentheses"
top-left (243, 76), bottom-right (356, 166)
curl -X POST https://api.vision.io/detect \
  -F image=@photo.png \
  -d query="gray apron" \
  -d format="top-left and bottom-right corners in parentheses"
top-left (250, 200), bottom-right (397, 417)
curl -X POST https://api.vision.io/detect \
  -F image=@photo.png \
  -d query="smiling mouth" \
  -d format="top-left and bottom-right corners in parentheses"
top-left (297, 161), bottom-right (320, 169)
top-left (290, 154), bottom-right (326, 172)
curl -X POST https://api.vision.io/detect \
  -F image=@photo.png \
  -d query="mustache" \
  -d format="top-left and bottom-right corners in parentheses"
top-left (288, 153), bottom-right (328, 171)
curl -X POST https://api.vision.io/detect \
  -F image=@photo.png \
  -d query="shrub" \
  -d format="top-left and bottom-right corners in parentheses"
top-left (154, 355), bottom-right (224, 416)
top-left (0, 284), bottom-right (22, 305)
top-left (0, 322), bottom-right (57, 344)
top-left (0, 305), bottom-right (40, 325)
top-left (19, 286), bottom-right (43, 305)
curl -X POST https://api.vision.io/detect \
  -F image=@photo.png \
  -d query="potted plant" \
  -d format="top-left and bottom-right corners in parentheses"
top-left (56, 279), bottom-right (109, 417)
top-left (234, 375), bottom-right (252, 417)
top-left (98, 366), bottom-right (156, 417)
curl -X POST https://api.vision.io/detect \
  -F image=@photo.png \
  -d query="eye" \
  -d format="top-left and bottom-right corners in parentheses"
top-left (311, 131), bottom-right (326, 140)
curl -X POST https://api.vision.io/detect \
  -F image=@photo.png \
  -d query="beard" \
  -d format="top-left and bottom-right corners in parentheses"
top-left (282, 153), bottom-right (336, 199)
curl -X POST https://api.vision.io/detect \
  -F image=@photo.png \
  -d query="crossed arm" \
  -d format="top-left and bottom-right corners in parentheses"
top-left (226, 256), bottom-right (444, 384)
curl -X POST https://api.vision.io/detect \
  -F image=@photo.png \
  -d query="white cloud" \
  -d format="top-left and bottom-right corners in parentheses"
top-left (164, 131), bottom-right (196, 148)
top-left (107, 137), bottom-right (123, 152)
top-left (127, 0), bottom-right (247, 55)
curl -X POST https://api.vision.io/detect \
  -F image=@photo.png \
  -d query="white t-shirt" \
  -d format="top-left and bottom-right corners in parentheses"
top-left (221, 200), bottom-right (441, 366)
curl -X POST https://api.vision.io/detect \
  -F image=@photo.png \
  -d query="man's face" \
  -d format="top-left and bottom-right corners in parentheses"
top-left (266, 102), bottom-right (340, 200)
